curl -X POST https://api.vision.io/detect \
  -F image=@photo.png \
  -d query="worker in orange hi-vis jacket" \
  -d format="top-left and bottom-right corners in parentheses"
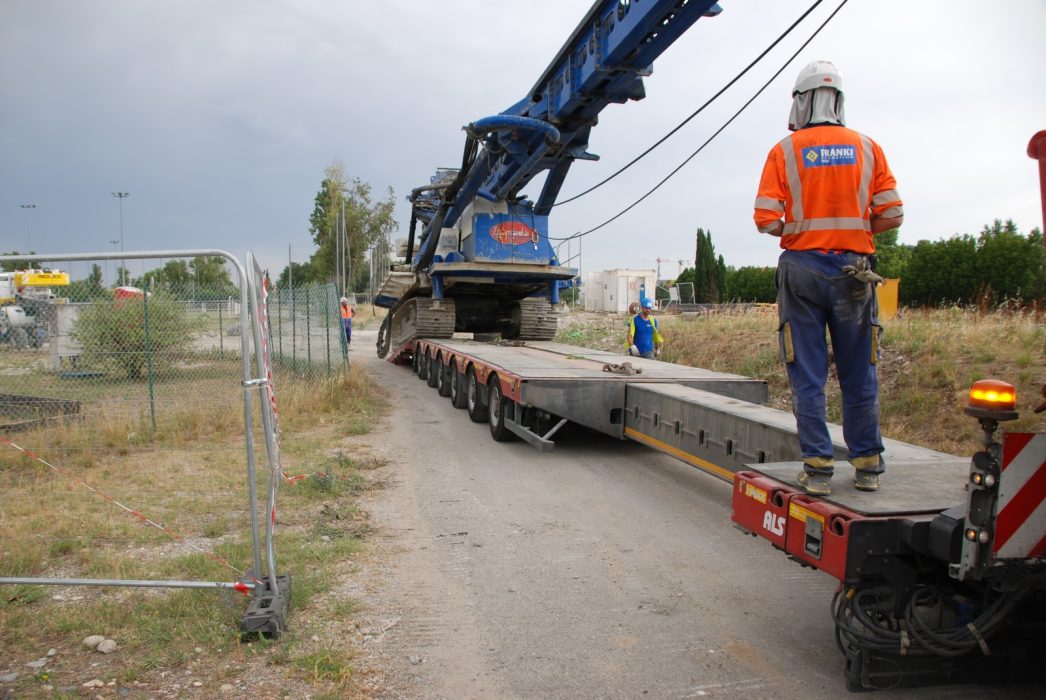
top-left (340, 297), bottom-right (354, 347)
top-left (753, 60), bottom-right (904, 498)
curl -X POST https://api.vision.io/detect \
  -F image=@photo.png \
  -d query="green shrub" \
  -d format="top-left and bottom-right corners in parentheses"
top-left (73, 291), bottom-right (193, 379)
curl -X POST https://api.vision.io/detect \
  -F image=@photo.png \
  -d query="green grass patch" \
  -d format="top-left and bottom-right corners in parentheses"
top-left (291, 647), bottom-right (356, 683)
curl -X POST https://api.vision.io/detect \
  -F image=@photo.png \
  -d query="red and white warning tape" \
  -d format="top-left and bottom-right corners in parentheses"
top-left (0, 435), bottom-right (258, 594)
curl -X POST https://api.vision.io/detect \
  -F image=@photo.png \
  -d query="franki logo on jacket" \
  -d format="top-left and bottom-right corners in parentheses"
top-left (803, 144), bottom-right (857, 167)
top-left (489, 221), bottom-right (539, 246)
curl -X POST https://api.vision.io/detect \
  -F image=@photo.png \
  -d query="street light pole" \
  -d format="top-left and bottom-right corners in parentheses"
top-left (111, 192), bottom-right (129, 285)
top-left (19, 203), bottom-right (36, 254)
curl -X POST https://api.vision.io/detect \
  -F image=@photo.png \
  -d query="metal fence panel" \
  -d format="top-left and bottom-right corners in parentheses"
top-left (0, 250), bottom-right (288, 634)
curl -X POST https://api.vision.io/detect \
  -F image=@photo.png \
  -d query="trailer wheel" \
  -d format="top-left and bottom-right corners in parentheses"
top-left (411, 345), bottom-right (420, 374)
top-left (488, 375), bottom-right (516, 442)
top-left (466, 366), bottom-right (486, 423)
top-left (427, 354), bottom-right (440, 388)
top-left (437, 356), bottom-right (452, 397)
top-left (417, 351), bottom-right (429, 381)
top-left (450, 369), bottom-right (468, 409)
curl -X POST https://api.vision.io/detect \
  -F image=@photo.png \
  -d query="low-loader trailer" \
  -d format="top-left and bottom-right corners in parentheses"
top-left (390, 336), bottom-right (1045, 692)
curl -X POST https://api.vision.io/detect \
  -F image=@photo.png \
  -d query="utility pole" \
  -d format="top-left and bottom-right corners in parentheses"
top-left (108, 239), bottom-right (119, 286)
top-left (111, 192), bottom-right (129, 285)
top-left (19, 203), bottom-right (36, 254)
top-left (288, 244), bottom-right (293, 291)
top-left (334, 201), bottom-right (342, 297)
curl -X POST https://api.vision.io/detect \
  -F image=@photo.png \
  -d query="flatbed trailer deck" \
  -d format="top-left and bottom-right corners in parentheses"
top-left (403, 337), bottom-right (960, 481)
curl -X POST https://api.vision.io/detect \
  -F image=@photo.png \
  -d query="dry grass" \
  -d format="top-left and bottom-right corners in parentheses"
top-left (347, 303), bottom-right (387, 332)
top-left (557, 306), bottom-right (1045, 456)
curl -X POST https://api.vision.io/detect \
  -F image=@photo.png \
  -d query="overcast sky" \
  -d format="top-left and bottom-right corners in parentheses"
top-left (2, 0), bottom-right (1044, 284)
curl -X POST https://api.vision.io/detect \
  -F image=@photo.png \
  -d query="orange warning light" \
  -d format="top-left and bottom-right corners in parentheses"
top-left (968, 379), bottom-right (1016, 411)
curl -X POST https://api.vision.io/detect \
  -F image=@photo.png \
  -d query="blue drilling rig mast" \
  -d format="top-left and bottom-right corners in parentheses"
top-left (375, 0), bottom-right (723, 357)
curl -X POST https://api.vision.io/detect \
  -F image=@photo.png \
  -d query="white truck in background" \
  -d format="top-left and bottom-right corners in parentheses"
top-left (0, 268), bottom-right (69, 349)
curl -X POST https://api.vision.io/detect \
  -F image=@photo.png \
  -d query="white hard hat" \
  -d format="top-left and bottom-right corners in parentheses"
top-left (340, 297), bottom-right (349, 304)
top-left (792, 60), bottom-right (843, 96)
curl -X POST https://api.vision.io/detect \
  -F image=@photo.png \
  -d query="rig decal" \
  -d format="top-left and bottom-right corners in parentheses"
top-left (489, 221), bottom-right (539, 246)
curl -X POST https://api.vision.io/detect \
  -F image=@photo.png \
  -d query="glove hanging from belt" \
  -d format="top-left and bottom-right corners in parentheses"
top-left (842, 256), bottom-right (884, 285)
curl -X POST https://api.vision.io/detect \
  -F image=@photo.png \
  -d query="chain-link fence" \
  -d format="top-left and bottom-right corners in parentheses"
top-left (266, 281), bottom-right (347, 374)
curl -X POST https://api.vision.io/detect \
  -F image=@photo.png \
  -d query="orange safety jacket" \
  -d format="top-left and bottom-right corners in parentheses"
top-left (753, 125), bottom-right (903, 254)
top-left (341, 304), bottom-right (353, 320)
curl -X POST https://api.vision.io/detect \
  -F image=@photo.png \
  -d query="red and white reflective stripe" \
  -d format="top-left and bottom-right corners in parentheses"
top-left (994, 433), bottom-right (1046, 559)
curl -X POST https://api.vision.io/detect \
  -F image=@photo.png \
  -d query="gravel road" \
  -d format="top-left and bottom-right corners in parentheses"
top-left (346, 333), bottom-right (1041, 699)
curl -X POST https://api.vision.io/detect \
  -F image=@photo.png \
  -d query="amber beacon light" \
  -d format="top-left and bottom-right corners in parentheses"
top-left (968, 379), bottom-right (1017, 411)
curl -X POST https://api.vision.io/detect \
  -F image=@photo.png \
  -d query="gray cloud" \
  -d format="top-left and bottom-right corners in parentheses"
top-left (3, 0), bottom-right (1044, 282)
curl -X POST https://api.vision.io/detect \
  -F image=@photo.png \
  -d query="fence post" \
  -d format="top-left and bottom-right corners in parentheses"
top-left (291, 285), bottom-right (297, 371)
top-left (142, 289), bottom-right (157, 432)
top-left (305, 285), bottom-right (312, 366)
top-left (218, 301), bottom-right (224, 359)
top-left (325, 285), bottom-right (331, 375)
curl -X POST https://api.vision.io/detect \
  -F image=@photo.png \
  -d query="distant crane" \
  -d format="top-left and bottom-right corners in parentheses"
top-left (651, 257), bottom-right (692, 282)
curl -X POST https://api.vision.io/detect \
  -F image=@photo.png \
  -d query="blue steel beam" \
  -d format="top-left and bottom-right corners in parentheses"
top-left (499, 0), bottom-right (722, 214)
top-left (415, 0), bottom-right (721, 266)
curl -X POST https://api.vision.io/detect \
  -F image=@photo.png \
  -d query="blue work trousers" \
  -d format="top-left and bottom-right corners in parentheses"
top-left (776, 250), bottom-right (884, 476)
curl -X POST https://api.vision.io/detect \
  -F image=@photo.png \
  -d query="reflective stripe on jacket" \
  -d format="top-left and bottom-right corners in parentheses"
top-left (753, 125), bottom-right (902, 253)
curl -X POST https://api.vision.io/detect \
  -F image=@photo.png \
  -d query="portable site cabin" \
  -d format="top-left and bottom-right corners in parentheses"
top-left (582, 269), bottom-right (656, 313)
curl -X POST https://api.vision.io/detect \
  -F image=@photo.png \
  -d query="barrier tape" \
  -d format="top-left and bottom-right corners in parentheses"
top-left (281, 469), bottom-right (357, 484)
top-left (0, 435), bottom-right (258, 594)
top-left (255, 271), bottom-right (284, 526)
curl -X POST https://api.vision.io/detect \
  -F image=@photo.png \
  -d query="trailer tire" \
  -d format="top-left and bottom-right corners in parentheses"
top-left (450, 370), bottom-right (468, 409)
top-left (411, 346), bottom-right (421, 374)
top-left (466, 367), bottom-right (486, 423)
top-left (488, 375), bottom-right (516, 442)
top-left (418, 351), bottom-right (429, 381)
top-left (427, 354), bottom-right (439, 388)
top-left (437, 356), bottom-right (452, 397)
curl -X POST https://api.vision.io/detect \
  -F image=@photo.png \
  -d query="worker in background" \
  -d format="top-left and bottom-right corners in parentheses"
top-left (753, 60), bottom-right (903, 497)
top-left (340, 296), bottom-right (354, 348)
top-left (627, 299), bottom-right (663, 359)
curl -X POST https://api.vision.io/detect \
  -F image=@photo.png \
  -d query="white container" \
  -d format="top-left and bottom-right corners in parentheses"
top-left (582, 269), bottom-right (656, 313)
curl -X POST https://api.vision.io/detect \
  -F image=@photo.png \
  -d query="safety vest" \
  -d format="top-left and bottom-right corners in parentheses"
top-left (341, 304), bottom-right (353, 320)
top-left (753, 125), bottom-right (903, 254)
top-left (628, 314), bottom-right (662, 353)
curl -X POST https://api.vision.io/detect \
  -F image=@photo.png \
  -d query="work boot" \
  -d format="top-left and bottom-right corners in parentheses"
top-left (854, 471), bottom-right (880, 492)
top-left (796, 470), bottom-right (832, 496)
top-left (851, 454), bottom-right (882, 492)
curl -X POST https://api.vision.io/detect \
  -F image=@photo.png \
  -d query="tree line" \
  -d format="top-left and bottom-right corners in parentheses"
top-left (676, 221), bottom-right (1045, 307)
top-left (275, 163), bottom-right (396, 292)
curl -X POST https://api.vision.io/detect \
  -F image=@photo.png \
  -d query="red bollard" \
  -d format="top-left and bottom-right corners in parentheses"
top-left (1027, 130), bottom-right (1046, 256)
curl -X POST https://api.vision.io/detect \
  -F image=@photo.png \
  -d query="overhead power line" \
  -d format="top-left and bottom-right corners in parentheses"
top-left (554, 0), bottom-right (826, 208)
top-left (549, 0), bottom-right (850, 244)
